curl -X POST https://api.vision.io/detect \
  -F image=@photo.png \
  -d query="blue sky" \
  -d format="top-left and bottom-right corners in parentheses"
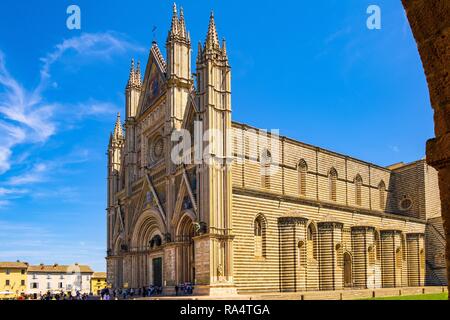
top-left (0, 1), bottom-right (433, 272)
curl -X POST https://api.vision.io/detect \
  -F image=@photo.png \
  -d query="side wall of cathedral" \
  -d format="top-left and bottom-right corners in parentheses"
top-left (230, 122), bottom-right (443, 293)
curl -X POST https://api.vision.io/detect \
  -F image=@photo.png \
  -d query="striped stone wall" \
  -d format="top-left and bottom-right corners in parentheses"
top-left (230, 122), bottom-right (443, 293)
top-left (232, 190), bottom-right (426, 293)
top-left (425, 217), bottom-right (447, 285)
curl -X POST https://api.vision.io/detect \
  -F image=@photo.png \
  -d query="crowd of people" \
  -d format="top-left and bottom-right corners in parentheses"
top-left (99, 286), bottom-right (163, 300)
top-left (4, 290), bottom-right (92, 300)
top-left (98, 283), bottom-right (195, 300)
top-left (3, 284), bottom-right (196, 300)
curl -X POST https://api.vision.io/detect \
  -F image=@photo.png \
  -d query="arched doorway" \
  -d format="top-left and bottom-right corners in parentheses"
top-left (344, 252), bottom-right (353, 288)
top-left (177, 214), bottom-right (195, 284)
top-left (130, 210), bottom-right (166, 288)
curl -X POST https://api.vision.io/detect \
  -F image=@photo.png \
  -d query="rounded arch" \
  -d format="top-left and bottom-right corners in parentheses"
top-left (306, 221), bottom-right (318, 241)
top-left (253, 213), bottom-right (267, 258)
top-left (253, 213), bottom-right (268, 234)
top-left (328, 167), bottom-right (338, 178)
top-left (306, 221), bottom-right (318, 260)
top-left (298, 159), bottom-right (308, 196)
top-left (176, 211), bottom-right (196, 284)
top-left (298, 159), bottom-right (308, 170)
top-left (176, 211), bottom-right (196, 241)
top-left (131, 209), bottom-right (166, 250)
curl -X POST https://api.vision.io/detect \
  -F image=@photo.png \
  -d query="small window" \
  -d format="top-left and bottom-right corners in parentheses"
top-left (399, 195), bottom-right (413, 211)
top-left (354, 175), bottom-right (362, 206)
top-left (329, 168), bottom-right (338, 201)
top-left (6, 269), bottom-right (10, 275)
top-left (379, 181), bottom-right (386, 210)
top-left (260, 149), bottom-right (272, 190)
top-left (47, 282), bottom-right (51, 289)
top-left (21, 269), bottom-right (25, 275)
top-left (59, 282), bottom-right (63, 289)
top-left (5, 280), bottom-right (10, 286)
top-left (298, 160), bottom-right (308, 196)
top-left (307, 223), bottom-right (318, 260)
top-left (21, 280), bottom-right (25, 286)
top-left (254, 215), bottom-right (266, 258)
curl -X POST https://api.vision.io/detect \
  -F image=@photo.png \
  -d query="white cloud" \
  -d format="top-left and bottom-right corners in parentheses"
top-left (0, 32), bottom-right (143, 177)
top-left (7, 163), bottom-right (48, 186)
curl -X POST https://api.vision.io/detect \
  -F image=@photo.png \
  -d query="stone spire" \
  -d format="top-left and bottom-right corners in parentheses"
top-left (136, 60), bottom-right (142, 86)
top-left (126, 58), bottom-right (142, 89)
top-left (113, 112), bottom-right (124, 140)
top-left (127, 58), bottom-right (135, 86)
top-left (169, 3), bottom-right (179, 37)
top-left (205, 11), bottom-right (220, 50)
top-left (179, 7), bottom-right (187, 39)
top-left (222, 38), bottom-right (227, 56)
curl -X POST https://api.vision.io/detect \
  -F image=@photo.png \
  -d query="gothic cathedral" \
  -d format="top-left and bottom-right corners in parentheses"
top-left (106, 5), bottom-right (446, 295)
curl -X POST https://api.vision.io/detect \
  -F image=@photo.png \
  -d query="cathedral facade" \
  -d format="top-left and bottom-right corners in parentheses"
top-left (106, 5), bottom-right (446, 295)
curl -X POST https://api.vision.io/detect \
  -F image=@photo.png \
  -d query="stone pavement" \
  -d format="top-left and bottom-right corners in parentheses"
top-left (133, 286), bottom-right (447, 300)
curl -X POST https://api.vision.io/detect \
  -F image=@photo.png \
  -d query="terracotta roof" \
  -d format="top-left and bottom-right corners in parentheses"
top-left (0, 261), bottom-right (28, 269)
top-left (92, 272), bottom-right (107, 279)
top-left (27, 264), bottom-right (93, 274)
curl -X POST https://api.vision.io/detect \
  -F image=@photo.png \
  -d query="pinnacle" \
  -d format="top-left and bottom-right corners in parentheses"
top-left (205, 11), bottom-right (220, 49)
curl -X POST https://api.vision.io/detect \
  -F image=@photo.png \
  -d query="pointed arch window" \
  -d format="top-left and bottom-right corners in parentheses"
top-left (298, 160), bottom-right (308, 196)
top-left (307, 223), bottom-right (318, 260)
top-left (254, 214), bottom-right (266, 258)
top-left (379, 181), bottom-right (386, 210)
top-left (374, 230), bottom-right (381, 262)
top-left (328, 168), bottom-right (338, 202)
top-left (354, 174), bottom-right (362, 206)
top-left (260, 149), bottom-right (272, 190)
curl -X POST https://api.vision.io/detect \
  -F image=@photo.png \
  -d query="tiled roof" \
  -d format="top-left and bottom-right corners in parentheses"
top-left (0, 261), bottom-right (28, 269)
top-left (92, 272), bottom-right (107, 279)
top-left (27, 264), bottom-right (93, 274)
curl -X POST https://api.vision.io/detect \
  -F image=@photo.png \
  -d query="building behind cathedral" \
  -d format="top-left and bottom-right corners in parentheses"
top-left (106, 5), bottom-right (446, 295)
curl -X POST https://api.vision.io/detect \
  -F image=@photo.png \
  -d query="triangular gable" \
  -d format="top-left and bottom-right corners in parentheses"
top-left (137, 42), bottom-right (167, 116)
top-left (181, 92), bottom-right (199, 131)
top-left (112, 205), bottom-right (125, 243)
top-left (130, 181), bottom-right (152, 228)
top-left (172, 177), bottom-right (188, 226)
